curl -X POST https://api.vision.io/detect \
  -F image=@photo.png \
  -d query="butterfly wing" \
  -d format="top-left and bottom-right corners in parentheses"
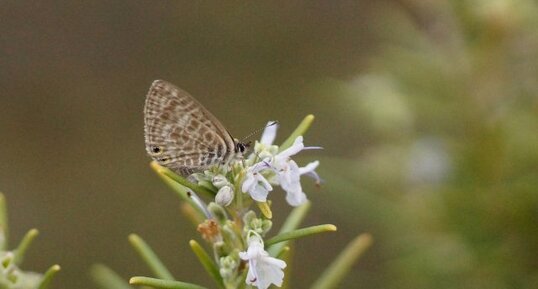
top-left (144, 80), bottom-right (236, 176)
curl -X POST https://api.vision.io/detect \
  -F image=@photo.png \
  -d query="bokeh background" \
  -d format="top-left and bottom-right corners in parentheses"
top-left (1, 1), bottom-right (537, 288)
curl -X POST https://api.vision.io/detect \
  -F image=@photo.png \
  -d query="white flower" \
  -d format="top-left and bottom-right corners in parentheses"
top-left (244, 126), bottom-right (321, 206)
top-left (269, 136), bottom-right (320, 206)
top-left (276, 159), bottom-right (305, 206)
top-left (239, 234), bottom-right (286, 289)
top-left (253, 121), bottom-right (280, 161)
top-left (242, 163), bottom-right (273, 202)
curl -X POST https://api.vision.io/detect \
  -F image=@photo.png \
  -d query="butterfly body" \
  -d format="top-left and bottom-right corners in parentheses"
top-left (144, 80), bottom-right (245, 177)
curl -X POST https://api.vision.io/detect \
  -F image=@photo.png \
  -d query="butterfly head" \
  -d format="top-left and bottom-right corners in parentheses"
top-left (234, 140), bottom-right (250, 154)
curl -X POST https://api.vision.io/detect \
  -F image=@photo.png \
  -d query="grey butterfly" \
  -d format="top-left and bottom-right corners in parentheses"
top-left (144, 80), bottom-right (247, 177)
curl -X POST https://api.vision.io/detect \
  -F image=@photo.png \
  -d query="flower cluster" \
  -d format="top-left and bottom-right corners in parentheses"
top-left (0, 251), bottom-right (42, 288)
top-left (0, 195), bottom-right (60, 289)
top-left (241, 123), bottom-right (321, 207)
top-left (100, 116), bottom-right (366, 289)
top-left (190, 121), bottom-right (320, 289)
top-left (204, 122), bottom-right (320, 208)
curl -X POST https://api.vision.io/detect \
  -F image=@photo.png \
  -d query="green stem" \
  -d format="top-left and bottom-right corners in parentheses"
top-left (265, 224), bottom-right (336, 247)
top-left (129, 276), bottom-right (208, 289)
top-left (14, 228), bottom-right (39, 265)
top-left (37, 264), bottom-right (61, 289)
top-left (0, 193), bottom-right (8, 250)
top-left (90, 264), bottom-right (132, 289)
top-left (280, 114), bottom-right (315, 151)
top-left (128, 234), bottom-right (175, 280)
top-left (311, 233), bottom-right (373, 289)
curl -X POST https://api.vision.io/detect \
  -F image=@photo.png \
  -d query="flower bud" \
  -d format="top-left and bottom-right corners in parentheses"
top-left (242, 211), bottom-right (257, 227)
top-left (212, 175), bottom-right (229, 188)
top-left (219, 255), bottom-right (239, 279)
top-left (208, 202), bottom-right (228, 224)
top-left (214, 241), bottom-right (230, 258)
top-left (261, 219), bottom-right (273, 235)
top-left (215, 185), bottom-right (234, 207)
top-left (242, 210), bottom-right (272, 236)
top-left (221, 223), bottom-right (242, 248)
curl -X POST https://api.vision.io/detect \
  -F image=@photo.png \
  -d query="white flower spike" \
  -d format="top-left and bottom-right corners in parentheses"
top-left (239, 233), bottom-right (286, 289)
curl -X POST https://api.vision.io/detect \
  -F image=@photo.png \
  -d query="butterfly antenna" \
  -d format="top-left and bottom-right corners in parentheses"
top-left (241, 121), bottom-right (279, 144)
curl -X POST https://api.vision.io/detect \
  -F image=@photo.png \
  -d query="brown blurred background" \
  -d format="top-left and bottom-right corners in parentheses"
top-left (1, 1), bottom-right (537, 289)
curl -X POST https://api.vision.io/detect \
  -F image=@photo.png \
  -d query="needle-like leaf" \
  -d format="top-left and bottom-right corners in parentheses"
top-left (14, 228), bottom-right (39, 265)
top-left (90, 264), bottom-right (132, 289)
top-left (280, 114), bottom-right (315, 151)
top-left (129, 276), bottom-right (208, 289)
top-left (128, 234), bottom-right (175, 280)
top-left (189, 240), bottom-right (224, 289)
top-left (265, 224), bottom-right (336, 247)
top-left (311, 233), bottom-right (373, 289)
top-left (37, 264), bottom-right (61, 289)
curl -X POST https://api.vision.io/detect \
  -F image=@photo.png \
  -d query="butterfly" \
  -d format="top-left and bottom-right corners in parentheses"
top-left (144, 80), bottom-right (247, 177)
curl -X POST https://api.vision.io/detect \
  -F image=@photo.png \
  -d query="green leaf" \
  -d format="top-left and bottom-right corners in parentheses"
top-left (280, 114), bottom-right (315, 151)
top-left (37, 264), bottom-right (61, 289)
top-left (150, 162), bottom-right (206, 220)
top-left (265, 224), bottom-right (337, 247)
top-left (189, 240), bottom-right (224, 289)
top-left (152, 161), bottom-right (216, 198)
top-left (128, 234), bottom-right (175, 280)
top-left (0, 193), bottom-right (8, 250)
top-left (311, 233), bottom-right (373, 289)
top-left (91, 264), bottom-right (132, 289)
top-left (267, 202), bottom-right (311, 256)
top-left (14, 228), bottom-right (39, 265)
top-left (129, 276), bottom-right (208, 289)
top-left (180, 203), bottom-right (206, 227)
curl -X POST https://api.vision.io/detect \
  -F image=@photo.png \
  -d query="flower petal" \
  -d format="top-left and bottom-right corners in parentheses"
top-left (285, 188), bottom-right (307, 206)
top-left (260, 121), bottom-right (278, 145)
top-left (240, 234), bottom-right (287, 289)
top-left (250, 184), bottom-right (269, 202)
top-left (277, 136), bottom-right (304, 159)
top-left (242, 173), bottom-right (256, 193)
top-left (258, 174), bottom-right (273, 191)
top-left (299, 160), bottom-right (319, 175)
top-left (253, 257), bottom-right (286, 289)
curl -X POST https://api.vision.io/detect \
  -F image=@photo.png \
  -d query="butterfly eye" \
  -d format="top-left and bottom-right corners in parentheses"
top-left (236, 143), bottom-right (246, 153)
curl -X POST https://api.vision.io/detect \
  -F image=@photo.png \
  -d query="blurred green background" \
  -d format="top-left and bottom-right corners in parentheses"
top-left (1, 1), bottom-right (537, 288)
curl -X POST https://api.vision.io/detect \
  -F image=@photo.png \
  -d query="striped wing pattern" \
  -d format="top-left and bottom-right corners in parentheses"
top-left (144, 80), bottom-right (236, 176)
